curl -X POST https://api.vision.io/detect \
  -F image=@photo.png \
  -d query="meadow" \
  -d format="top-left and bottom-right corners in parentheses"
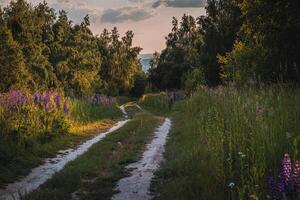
top-left (146, 86), bottom-right (300, 199)
top-left (0, 89), bottom-right (122, 187)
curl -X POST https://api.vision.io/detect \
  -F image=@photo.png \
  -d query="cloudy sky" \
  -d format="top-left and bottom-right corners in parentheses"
top-left (1, 0), bottom-right (206, 53)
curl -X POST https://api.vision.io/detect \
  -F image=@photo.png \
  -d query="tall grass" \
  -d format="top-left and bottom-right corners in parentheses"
top-left (70, 99), bottom-right (121, 125)
top-left (152, 86), bottom-right (300, 199)
top-left (139, 92), bottom-right (171, 116)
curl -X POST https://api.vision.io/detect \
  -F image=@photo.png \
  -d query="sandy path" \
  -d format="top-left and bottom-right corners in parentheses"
top-left (0, 107), bottom-right (129, 200)
top-left (112, 118), bottom-right (172, 200)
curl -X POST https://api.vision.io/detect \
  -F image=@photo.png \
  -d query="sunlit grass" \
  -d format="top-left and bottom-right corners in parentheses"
top-left (0, 98), bottom-right (123, 187)
top-left (139, 92), bottom-right (171, 116)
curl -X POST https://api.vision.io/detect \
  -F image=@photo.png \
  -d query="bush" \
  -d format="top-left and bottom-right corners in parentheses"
top-left (130, 72), bottom-right (147, 97)
top-left (182, 68), bottom-right (206, 95)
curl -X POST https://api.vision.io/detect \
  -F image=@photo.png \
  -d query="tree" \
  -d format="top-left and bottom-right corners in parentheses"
top-left (0, 27), bottom-right (28, 91)
top-left (149, 15), bottom-right (203, 90)
top-left (0, 0), bottom-right (143, 96)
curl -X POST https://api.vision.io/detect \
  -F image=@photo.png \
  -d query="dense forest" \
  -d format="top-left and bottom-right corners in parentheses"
top-left (0, 0), bottom-right (145, 97)
top-left (149, 0), bottom-right (300, 91)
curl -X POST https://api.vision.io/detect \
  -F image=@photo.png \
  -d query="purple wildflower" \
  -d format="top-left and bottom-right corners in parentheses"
top-left (268, 176), bottom-right (276, 199)
top-left (267, 175), bottom-right (283, 200)
top-left (278, 154), bottom-right (292, 192)
top-left (63, 100), bottom-right (70, 117)
top-left (54, 93), bottom-right (61, 109)
top-left (43, 91), bottom-right (51, 112)
top-left (5, 89), bottom-right (28, 109)
top-left (294, 161), bottom-right (300, 196)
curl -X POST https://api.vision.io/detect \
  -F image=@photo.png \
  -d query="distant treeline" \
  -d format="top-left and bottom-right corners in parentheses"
top-left (149, 0), bottom-right (300, 91)
top-left (0, 0), bottom-right (145, 97)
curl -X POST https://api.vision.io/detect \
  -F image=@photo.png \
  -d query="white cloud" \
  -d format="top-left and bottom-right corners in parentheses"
top-left (153, 0), bottom-right (206, 8)
top-left (100, 6), bottom-right (156, 24)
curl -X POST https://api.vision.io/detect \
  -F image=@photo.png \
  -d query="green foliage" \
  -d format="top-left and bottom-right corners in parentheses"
top-left (0, 27), bottom-right (28, 91)
top-left (0, 0), bottom-right (142, 96)
top-left (182, 68), bottom-right (205, 95)
top-left (0, 92), bottom-right (122, 186)
top-left (130, 71), bottom-right (147, 97)
top-left (239, 0), bottom-right (299, 83)
top-left (98, 28), bottom-right (142, 96)
top-left (149, 15), bottom-right (203, 90)
top-left (69, 99), bottom-right (122, 124)
top-left (151, 0), bottom-right (299, 89)
top-left (139, 93), bottom-right (170, 116)
top-left (198, 0), bottom-right (243, 86)
top-left (218, 41), bottom-right (267, 85)
top-left (153, 86), bottom-right (300, 199)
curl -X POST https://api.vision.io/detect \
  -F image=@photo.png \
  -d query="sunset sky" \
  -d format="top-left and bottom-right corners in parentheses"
top-left (0, 0), bottom-right (206, 53)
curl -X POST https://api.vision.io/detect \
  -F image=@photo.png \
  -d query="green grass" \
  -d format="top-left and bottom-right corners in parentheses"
top-left (70, 99), bottom-right (122, 125)
top-left (151, 86), bottom-right (300, 199)
top-left (139, 92), bottom-right (171, 116)
top-left (22, 111), bottom-right (162, 200)
top-left (0, 100), bottom-right (122, 188)
top-left (117, 96), bottom-right (137, 105)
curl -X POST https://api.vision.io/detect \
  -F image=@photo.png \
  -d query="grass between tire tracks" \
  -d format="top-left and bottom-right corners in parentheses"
top-left (22, 109), bottom-right (163, 200)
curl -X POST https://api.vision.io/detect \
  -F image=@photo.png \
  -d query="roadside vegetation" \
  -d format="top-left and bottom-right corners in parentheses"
top-left (139, 93), bottom-right (170, 116)
top-left (149, 86), bottom-right (300, 199)
top-left (0, 89), bottom-right (122, 188)
top-left (22, 106), bottom-right (162, 200)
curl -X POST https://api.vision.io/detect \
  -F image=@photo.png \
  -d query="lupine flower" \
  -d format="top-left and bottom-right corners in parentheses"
top-left (43, 91), bottom-right (51, 112)
top-left (267, 154), bottom-right (300, 200)
top-left (63, 100), bottom-right (70, 117)
top-left (267, 176), bottom-right (282, 200)
top-left (54, 93), bottom-right (61, 109)
top-left (294, 161), bottom-right (300, 195)
top-left (5, 89), bottom-right (28, 109)
top-left (278, 154), bottom-right (292, 192)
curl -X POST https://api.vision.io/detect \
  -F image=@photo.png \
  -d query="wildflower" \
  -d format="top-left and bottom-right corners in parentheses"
top-left (54, 93), bottom-right (61, 109)
top-left (63, 100), bottom-right (70, 117)
top-left (267, 176), bottom-right (281, 200)
top-left (294, 161), bottom-right (300, 195)
top-left (228, 182), bottom-right (235, 188)
top-left (278, 154), bottom-right (292, 192)
top-left (5, 89), bottom-right (28, 109)
top-left (267, 154), bottom-right (299, 200)
top-left (238, 151), bottom-right (246, 158)
top-left (43, 91), bottom-right (51, 112)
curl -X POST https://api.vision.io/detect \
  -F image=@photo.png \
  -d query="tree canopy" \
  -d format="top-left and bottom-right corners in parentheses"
top-left (0, 0), bottom-right (143, 96)
top-left (149, 0), bottom-right (300, 90)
